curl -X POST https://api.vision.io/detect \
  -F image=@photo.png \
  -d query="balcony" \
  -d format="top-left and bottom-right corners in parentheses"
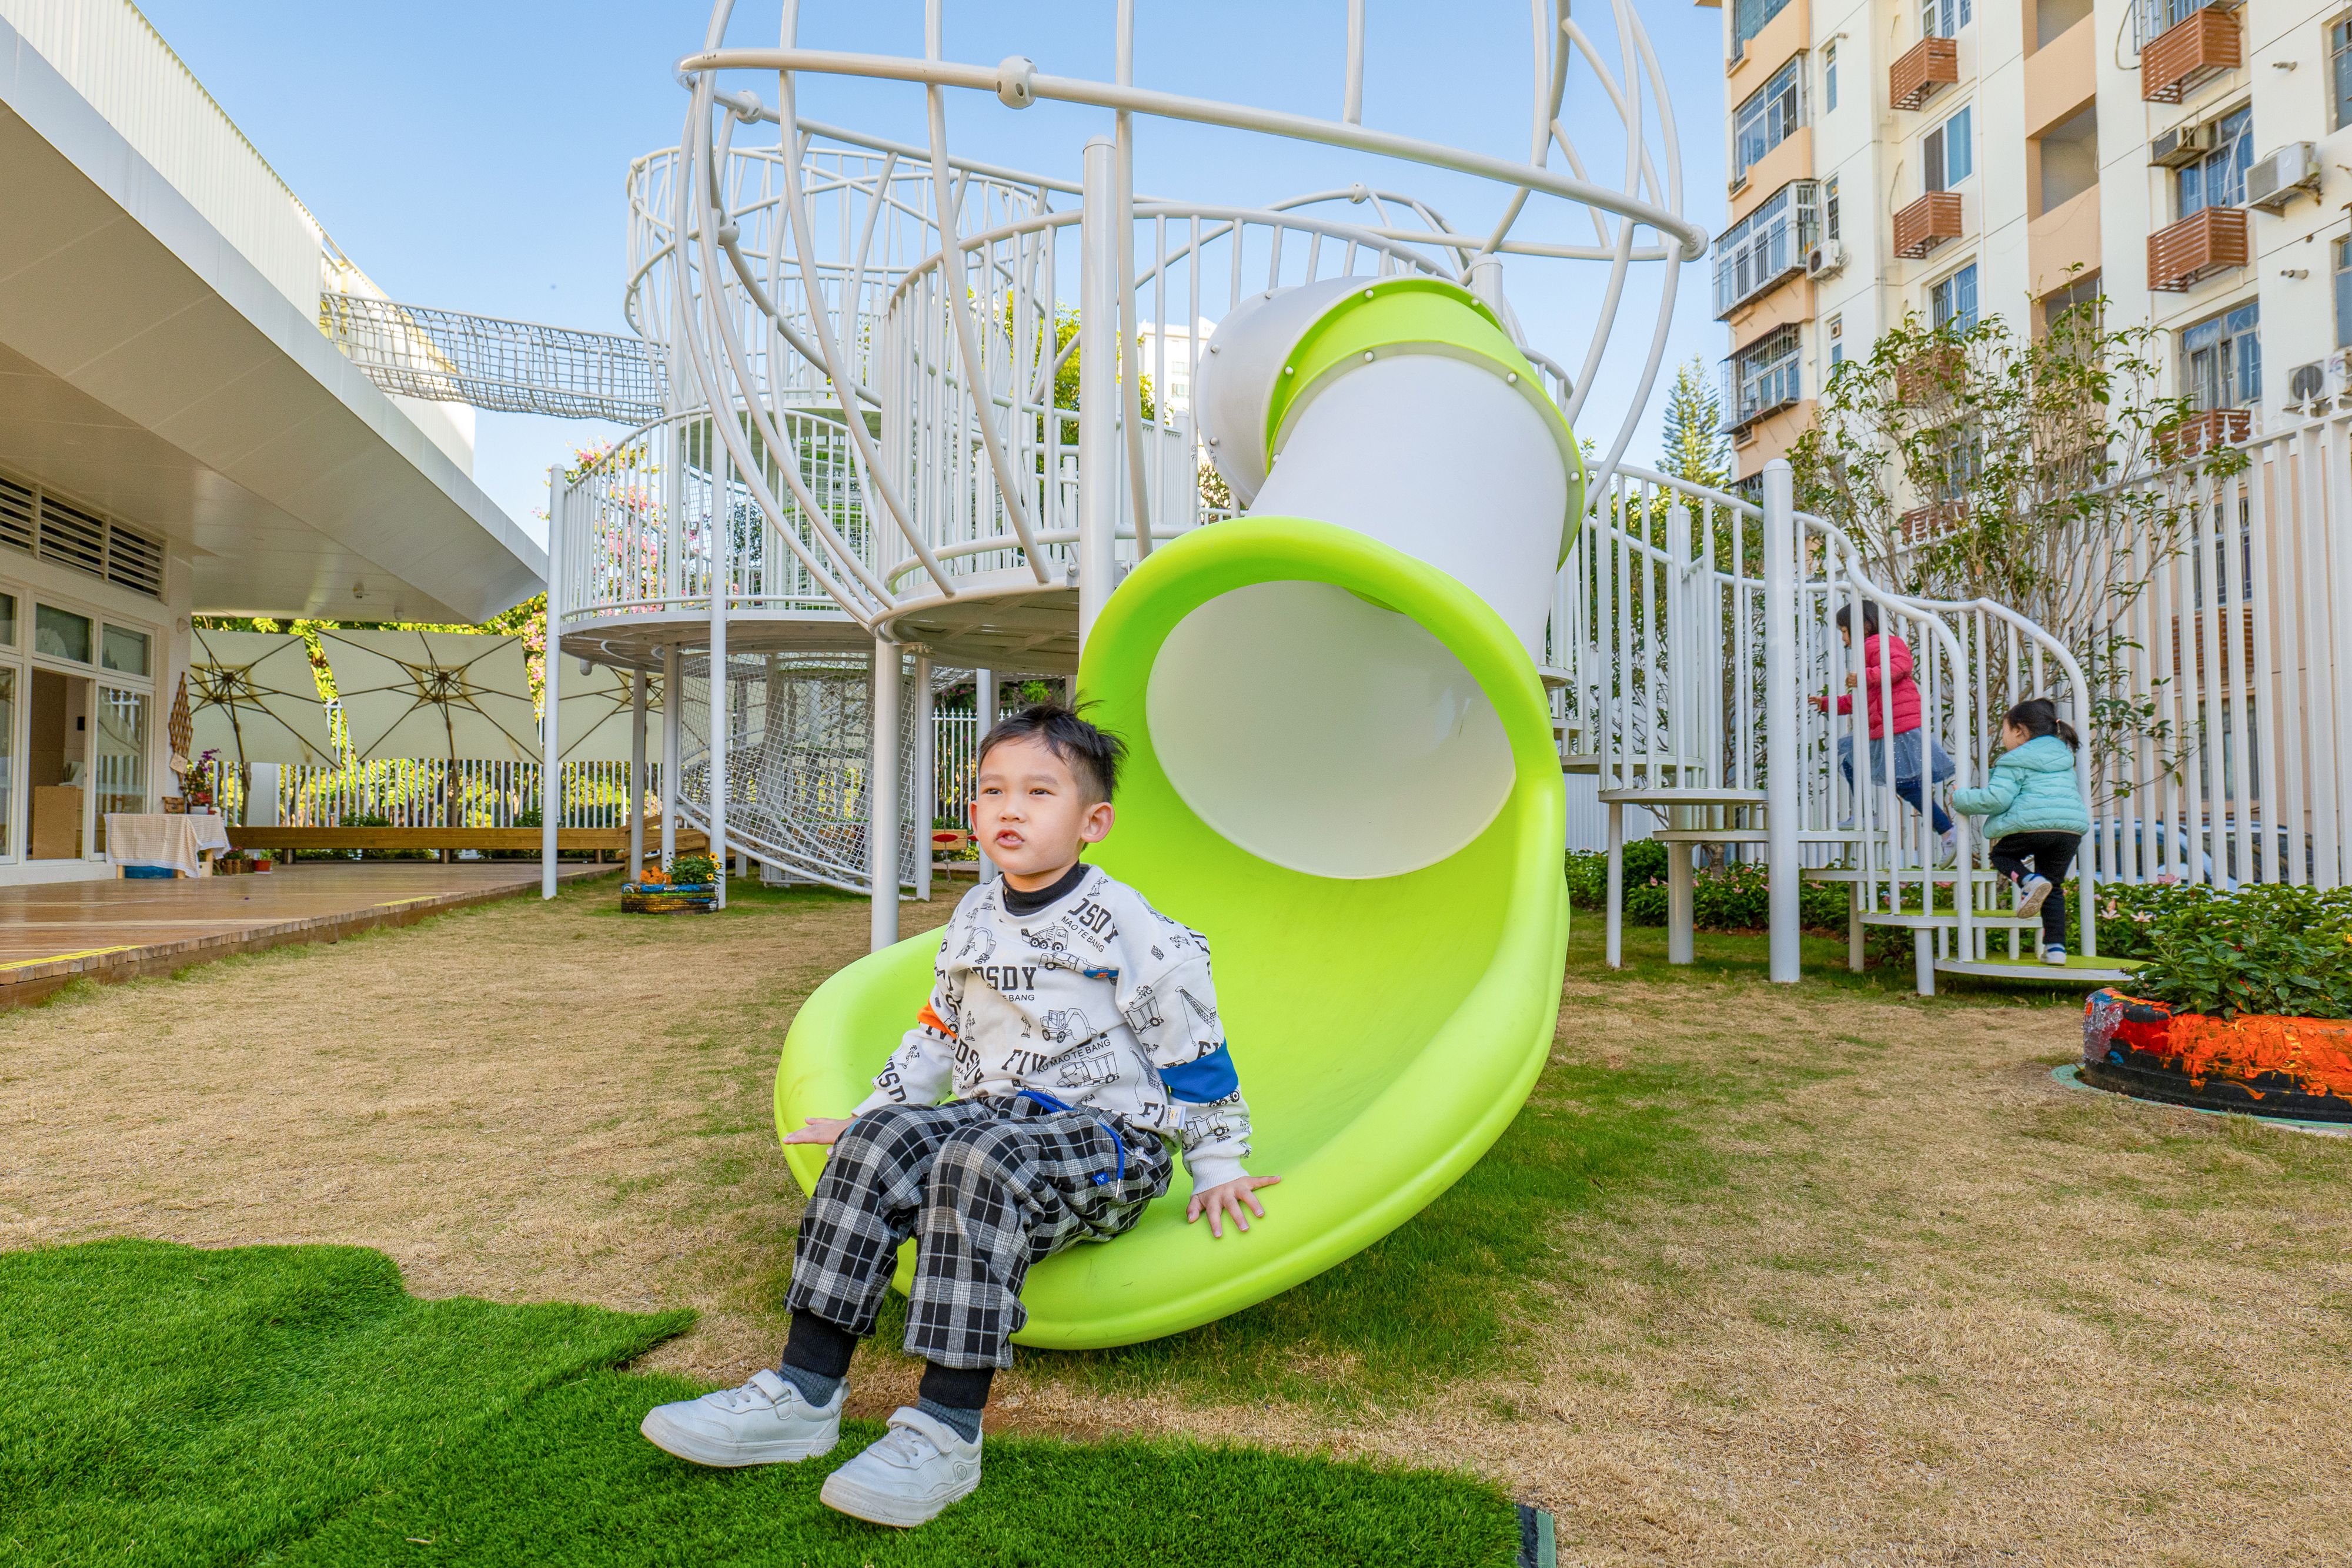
top-left (2147, 205), bottom-right (2247, 291)
top-left (1895, 343), bottom-right (1967, 403)
top-left (1893, 191), bottom-right (1965, 258)
top-left (1713, 180), bottom-right (1818, 318)
top-left (1890, 37), bottom-right (1960, 111)
top-left (2141, 6), bottom-right (2239, 103)
top-left (2159, 406), bottom-right (2252, 459)
top-left (1899, 501), bottom-right (1967, 543)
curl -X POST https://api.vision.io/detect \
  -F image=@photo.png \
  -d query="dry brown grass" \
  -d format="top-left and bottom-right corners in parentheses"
top-left (5, 881), bottom-right (2350, 1564)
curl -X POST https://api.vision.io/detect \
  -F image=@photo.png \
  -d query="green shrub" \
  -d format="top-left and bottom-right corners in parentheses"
top-left (2089, 877), bottom-right (2216, 959)
top-left (2129, 883), bottom-right (2352, 1019)
top-left (668, 852), bottom-right (720, 887)
top-left (1563, 847), bottom-right (1852, 932)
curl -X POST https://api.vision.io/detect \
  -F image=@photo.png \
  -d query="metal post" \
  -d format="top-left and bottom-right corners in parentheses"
top-left (974, 667), bottom-right (1000, 882)
top-left (1666, 839), bottom-right (1695, 965)
top-left (1762, 459), bottom-right (1800, 984)
top-left (660, 645), bottom-right (681, 866)
top-left (709, 536), bottom-right (729, 912)
top-left (628, 668), bottom-right (648, 876)
top-left (913, 653), bottom-right (934, 902)
top-left (870, 636), bottom-right (902, 952)
top-left (1077, 135), bottom-right (1119, 656)
top-left (540, 466), bottom-right (562, 900)
top-left (1604, 801), bottom-right (1623, 969)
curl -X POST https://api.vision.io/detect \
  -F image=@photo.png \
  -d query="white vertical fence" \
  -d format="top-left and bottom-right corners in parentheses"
top-left (201, 758), bottom-right (654, 830)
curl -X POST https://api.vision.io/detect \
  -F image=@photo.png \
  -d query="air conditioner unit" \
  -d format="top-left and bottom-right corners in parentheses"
top-left (2246, 142), bottom-right (2321, 212)
top-left (2290, 360), bottom-right (2328, 409)
top-left (1805, 242), bottom-right (1846, 278)
top-left (2150, 122), bottom-right (2216, 168)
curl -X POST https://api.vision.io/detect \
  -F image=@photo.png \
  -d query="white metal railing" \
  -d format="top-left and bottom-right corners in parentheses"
top-left (201, 758), bottom-right (652, 831)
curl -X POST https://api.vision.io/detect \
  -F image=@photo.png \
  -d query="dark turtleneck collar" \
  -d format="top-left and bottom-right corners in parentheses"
top-left (1001, 860), bottom-right (1090, 916)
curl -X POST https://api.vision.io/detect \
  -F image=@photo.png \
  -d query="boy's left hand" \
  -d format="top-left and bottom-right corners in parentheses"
top-left (1187, 1175), bottom-right (1281, 1238)
top-left (784, 1116), bottom-right (854, 1146)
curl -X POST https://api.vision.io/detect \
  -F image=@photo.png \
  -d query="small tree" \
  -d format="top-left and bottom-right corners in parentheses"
top-left (1788, 289), bottom-right (2247, 810)
top-left (1658, 353), bottom-right (1731, 489)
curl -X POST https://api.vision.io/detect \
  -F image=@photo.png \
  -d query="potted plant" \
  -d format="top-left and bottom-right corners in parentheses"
top-left (183, 748), bottom-right (220, 813)
top-left (622, 851), bottom-right (719, 914)
top-left (2083, 884), bottom-right (2352, 1122)
top-left (215, 848), bottom-right (245, 877)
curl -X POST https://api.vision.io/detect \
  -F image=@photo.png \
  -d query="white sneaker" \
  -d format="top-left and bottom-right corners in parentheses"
top-left (820, 1405), bottom-right (983, 1527)
top-left (2013, 875), bottom-right (2053, 920)
top-left (2043, 945), bottom-right (2069, 967)
top-left (1936, 828), bottom-right (1958, 865)
top-left (639, 1368), bottom-right (842, 1468)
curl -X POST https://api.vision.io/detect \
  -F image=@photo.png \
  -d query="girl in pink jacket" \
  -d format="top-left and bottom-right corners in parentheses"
top-left (1810, 602), bottom-right (1955, 840)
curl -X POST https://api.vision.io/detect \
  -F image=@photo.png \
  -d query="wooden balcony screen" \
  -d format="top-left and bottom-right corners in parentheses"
top-left (2147, 206), bottom-right (2249, 292)
top-left (2158, 406), bottom-right (2252, 460)
top-left (1899, 501), bottom-right (1967, 543)
top-left (2141, 8), bottom-right (2240, 103)
top-left (1890, 37), bottom-right (1960, 111)
top-left (1892, 191), bottom-right (1965, 259)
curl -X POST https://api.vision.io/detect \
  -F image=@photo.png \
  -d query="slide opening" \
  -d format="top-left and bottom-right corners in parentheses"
top-left (1142, 580), bottom-right (1514, 881)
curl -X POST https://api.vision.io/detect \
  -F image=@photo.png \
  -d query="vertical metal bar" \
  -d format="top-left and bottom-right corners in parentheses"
top-left (974, 667), bottom-right (1000, 882)
top-left (2246, 440), bottom-right (2286, 882)
top-left (541, 467), bottom-right (563, 899)
top-left (709, 458), bottom-right (730, 909)
top-left (1763, 459), bottom-right (1800, 984)
top-left (629, 667), bottom-right (649, 875)
top-left (1077, 136), bottom-right (1119, 653)
top-left (661, 645), bottom-right (681, 865)
top-left (914, 653), bottom-right (934, 902)
top-left (869, 637), bottom-right (902, 952)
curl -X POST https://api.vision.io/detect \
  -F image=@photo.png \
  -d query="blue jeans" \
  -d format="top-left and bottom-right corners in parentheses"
top-left (1838, 731), bottom-right (1955, 834)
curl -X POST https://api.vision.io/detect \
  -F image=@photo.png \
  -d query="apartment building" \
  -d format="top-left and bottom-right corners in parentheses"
top-left (1709, 0), bottom-right (2352, 481)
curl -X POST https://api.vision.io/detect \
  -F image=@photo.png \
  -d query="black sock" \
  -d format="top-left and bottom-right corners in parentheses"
top-left (777, 1310), bottom-right (857, 1407)
top-left (915, 1361), bottom-right (993, 1443)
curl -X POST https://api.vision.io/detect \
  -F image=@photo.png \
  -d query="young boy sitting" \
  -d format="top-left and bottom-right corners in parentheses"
top-left (640, 703), bottom-right (1277, 1527)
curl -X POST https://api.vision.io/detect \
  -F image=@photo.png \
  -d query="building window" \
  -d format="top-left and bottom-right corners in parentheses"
top-left (2183, 300), bottom-right (2260, 411)
top-left (34, 604), bottom-right (91, 664)
top-left (1713, 181), bottom-right (1821, 316)
top-left (2177, 104), bottom-right (2253, 216)
top-left (1825, 175), bottom-right (1841, 240)
top-left (1732, 0), bottom-right (1794, 61)
top-left (1932, 263), bottom-right (1980, 332)
top-left (1925, 106), bottom-right (1974, 192)
top-left (1734, 58), bottom-right (1805, 183)
top-left (2334, 15), bottom-right (2352, 129)
top-left (1922, 0), bottom-right (1974, 38)
top-left (2142, 0), bottom-right (2227, 43)
top-left (1824, 42), bottom-right (1839, 110)
top-left (2336, 239), bottom-right (2352, 348)
top-left (1827, 314), bottom-right (1846, 370)
top-left (1723, 325), bottom-right (1805, 430)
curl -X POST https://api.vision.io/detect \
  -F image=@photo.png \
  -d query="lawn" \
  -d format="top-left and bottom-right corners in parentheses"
top-left (5, 871), bottom-right (2351, 1563)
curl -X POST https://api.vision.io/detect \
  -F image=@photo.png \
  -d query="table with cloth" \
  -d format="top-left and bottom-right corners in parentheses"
top-left (104, 813), bottom-right (231, 878)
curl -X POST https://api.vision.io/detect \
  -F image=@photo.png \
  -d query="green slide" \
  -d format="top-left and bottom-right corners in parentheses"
top-left (774, 517), bottom-right (1568, 1348)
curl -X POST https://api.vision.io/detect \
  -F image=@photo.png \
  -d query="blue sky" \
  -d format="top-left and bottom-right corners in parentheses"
top-left (136, 1), bottom-right (1728, 541)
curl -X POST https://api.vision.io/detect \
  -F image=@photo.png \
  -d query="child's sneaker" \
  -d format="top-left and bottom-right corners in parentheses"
top-left (820, 1406), bottom-right (983, 1527)
top-left (2013, 875), bottom-right (2053, 920)
top-left (639, 1369), bottom-right (842, 1467)
top-left (2042, 945), bottom-right (2069, 967)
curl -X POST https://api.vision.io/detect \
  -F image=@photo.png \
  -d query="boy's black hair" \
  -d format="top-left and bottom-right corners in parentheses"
top-left (1833, 601), bottom-right (1882, 637)
top-left (977, 702), bottom-right (1128, 803)
top-left (2004, 696), bottom-right (2081, 752)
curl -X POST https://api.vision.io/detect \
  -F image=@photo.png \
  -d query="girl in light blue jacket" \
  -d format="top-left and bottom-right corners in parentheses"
top-left (1951, 698), bottom-right (2090, 965)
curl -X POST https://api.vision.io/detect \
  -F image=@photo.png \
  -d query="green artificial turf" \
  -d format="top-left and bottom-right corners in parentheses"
top-left (0, 1241), bottom-right (1519, 1568)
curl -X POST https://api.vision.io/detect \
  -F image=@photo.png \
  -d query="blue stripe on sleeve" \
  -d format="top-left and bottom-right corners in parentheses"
top-left (1158, 1044), bottom-right (1239, 1104)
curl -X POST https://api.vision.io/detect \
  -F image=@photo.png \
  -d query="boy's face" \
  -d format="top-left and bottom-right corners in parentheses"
top-left (971, 734), bottom-right (1115, 888)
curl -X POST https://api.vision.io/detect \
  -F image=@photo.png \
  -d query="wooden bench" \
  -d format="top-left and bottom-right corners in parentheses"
top-left (227, 825), bottom-right (708, 864)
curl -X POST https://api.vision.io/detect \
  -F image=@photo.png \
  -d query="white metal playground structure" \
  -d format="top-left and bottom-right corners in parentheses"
top-left (528, 0), bottom-right (2348, 997)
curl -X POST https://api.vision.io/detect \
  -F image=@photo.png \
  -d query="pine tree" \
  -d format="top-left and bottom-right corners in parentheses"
top-left (1658, 354), bottom-right (1730, 489)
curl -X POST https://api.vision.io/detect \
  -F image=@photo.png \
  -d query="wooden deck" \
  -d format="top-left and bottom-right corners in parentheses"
top-left (0, 862), bottom-right (614, 1008)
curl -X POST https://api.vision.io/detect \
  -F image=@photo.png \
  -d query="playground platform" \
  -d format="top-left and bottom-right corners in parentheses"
top-left (0, 863), bottom-right (612, 1009)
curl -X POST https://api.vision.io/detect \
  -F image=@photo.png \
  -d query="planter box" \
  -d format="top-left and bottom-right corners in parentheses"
top-left (2083, 988), bottom-right (2352, 1121)
top-left (621, 882), bottom-right (717, 914)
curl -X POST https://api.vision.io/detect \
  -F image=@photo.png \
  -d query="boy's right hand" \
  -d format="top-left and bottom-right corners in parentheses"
top-left (783, 1116), bottom-right (854, 1146)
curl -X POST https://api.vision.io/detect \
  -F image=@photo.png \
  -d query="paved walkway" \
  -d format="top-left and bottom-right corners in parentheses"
top-left (0, 862), bottom-right (613, 1007)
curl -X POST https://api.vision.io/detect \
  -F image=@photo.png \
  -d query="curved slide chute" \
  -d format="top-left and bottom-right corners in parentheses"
top-left (776, 279), bottom-right (1572, 1348)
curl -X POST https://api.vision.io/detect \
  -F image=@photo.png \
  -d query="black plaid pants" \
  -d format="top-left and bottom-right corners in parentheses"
top-left (786, 1097), bottom-right (1175, 1369)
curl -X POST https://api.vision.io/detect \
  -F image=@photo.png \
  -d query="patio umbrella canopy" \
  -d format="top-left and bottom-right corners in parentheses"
top-left (319, 630), bottom-right (538, 762)
top-left (188, 629), bottom-right (336, 767)
top-left (556, 662), bottom-right (656, 764)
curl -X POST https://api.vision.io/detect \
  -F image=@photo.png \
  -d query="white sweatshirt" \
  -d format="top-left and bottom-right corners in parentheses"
top-left (851, 864), bottom-right (1254, 1190)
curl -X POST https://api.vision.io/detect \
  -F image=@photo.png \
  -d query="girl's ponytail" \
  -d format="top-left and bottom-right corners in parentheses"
top-left (2005, 697), bottom-right (2079, 751)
